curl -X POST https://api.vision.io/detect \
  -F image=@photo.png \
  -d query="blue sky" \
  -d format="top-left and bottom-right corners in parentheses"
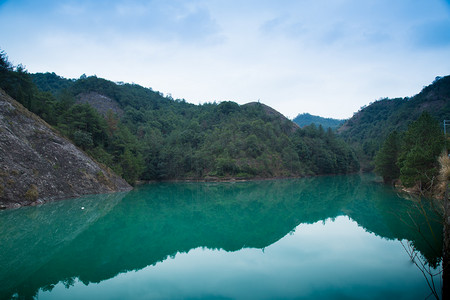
top-left (1, 0), bottom-right (450, 119)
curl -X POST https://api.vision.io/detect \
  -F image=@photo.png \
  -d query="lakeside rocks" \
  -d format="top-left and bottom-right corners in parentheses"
top-left (0, 88), bottom-right (131, 209)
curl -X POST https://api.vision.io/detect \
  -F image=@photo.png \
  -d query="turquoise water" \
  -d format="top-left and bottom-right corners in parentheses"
top-left (0, 174), bottom-right (443, 299)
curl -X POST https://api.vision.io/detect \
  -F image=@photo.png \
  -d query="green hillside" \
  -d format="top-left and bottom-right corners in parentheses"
top-left (0, 51), bottom-right (359, 184)
top-left (339, 76), bottom-right (450, 170)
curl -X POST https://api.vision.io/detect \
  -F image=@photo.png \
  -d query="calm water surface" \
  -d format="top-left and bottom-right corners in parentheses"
top-left (0, 174), bottom-right (443, 299)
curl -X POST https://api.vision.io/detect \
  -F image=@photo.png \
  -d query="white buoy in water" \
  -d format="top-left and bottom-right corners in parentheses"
top-left (81, 207), bottom-right (85, 210)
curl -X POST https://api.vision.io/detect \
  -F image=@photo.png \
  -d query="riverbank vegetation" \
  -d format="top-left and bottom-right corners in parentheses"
top-left (336, 74), bottom-right (449, 197)
top-left (374, 112), bottom-right (446, 193)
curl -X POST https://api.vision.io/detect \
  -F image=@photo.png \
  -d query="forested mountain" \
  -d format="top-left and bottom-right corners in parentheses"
top-left (0, 50), bottom-right (359, 184)
top-left (339, 76), bottom-right (450, 170)
top-left (293, 113), bottom-right (344, 130)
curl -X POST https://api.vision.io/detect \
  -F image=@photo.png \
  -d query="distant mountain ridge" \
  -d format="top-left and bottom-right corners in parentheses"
top-left (293, 113), bottom-right (344, 130)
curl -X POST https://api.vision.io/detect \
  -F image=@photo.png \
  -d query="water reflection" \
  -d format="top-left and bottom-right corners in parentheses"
top-left (0, 174), bottom-right (442, 299)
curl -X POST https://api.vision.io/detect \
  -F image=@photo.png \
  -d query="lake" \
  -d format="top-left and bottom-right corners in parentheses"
top-left (0, 174), bottom-right (443, 299)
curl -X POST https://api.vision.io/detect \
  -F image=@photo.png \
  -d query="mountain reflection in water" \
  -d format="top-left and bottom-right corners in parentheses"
top-left (0, 174), bottom-right (443, 299)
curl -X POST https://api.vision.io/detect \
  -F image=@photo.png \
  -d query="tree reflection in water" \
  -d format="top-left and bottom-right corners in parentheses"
top-left (0, 174), bottom-right (443, 299)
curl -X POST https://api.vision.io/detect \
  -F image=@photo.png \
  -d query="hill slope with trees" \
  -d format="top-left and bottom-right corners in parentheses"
top-left (0, 50), bottom-right (360, 184)
top-left (338, 76), bottom-right (450, 170)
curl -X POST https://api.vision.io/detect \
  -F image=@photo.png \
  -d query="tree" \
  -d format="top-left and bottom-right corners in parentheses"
top-left (374, 131), bottom-right (400, 184)
top-left (59, 103), bottom-right (108, 147)
top-left (105, 109), bottom-right (119, 136)
top-left (119, 149), bottom-right (144, 184)
top-left (397, 112), bottom-right (444, 190)
top-left (73, 130), bottom-right (94, 150)
top-left (0, 49), bottom-right (13, 71)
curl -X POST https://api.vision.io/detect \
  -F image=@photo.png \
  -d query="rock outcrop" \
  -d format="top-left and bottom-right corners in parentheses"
top-left (0, 88), bottom-right (131, 209)
top-left (76, 92), bottom-right (124, 117)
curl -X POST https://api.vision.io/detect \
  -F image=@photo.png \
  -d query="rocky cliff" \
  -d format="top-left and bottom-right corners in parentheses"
top-left (0, 88), bottom-right (131, 209)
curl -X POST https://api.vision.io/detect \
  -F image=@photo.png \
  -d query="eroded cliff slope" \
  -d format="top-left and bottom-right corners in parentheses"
top-left (0, 88), bottom-right (131, 208)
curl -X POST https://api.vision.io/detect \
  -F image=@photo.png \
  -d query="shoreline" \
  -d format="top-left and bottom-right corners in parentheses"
top-left (133, 172), bottom-right (361, 185)
top-left (1, 172), bottom-right (363, 210)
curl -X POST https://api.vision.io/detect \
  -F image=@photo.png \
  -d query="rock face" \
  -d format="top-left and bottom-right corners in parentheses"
top-left (0, 89), bottom-right (132, 209)
top-left (76, 92), bottom-right (124, 117)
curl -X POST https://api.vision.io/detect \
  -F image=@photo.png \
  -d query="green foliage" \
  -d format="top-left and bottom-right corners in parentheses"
top-left (73, 130), bottom-right (93, 150)
top-left (119, 149), bottom-right (144, 184)
top-left (293, 113), bottom-right (344, 130)
top-left (397, 112), bottom-right (445, 189)
top-left (292, 125), bottom-right (360, 175)
top-left (58, 103), bottom-right (108, 146)
top-left (374, 131), bottom-right (400, 183)
top-left (374, 113), bottom-right (445, 191)
top-left (31, 72), bottom-right (74, 95)
top-left (0, 51), bottom-right (59, 126)
top-left (0, 50), bottom-right (13, 71)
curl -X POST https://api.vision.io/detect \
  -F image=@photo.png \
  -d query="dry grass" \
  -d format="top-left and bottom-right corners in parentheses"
top-left (436, 152), bottom-right (450, 198)
top-left (439, 153), bottom-right (450, 180)
top-left (24, 184), bottom-right (39, 201)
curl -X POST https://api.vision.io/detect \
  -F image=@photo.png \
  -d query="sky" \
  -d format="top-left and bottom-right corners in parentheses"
top-left (1, 0), bottom-right (450, 119)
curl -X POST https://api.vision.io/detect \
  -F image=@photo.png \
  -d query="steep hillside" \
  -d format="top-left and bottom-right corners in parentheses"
top-left (0, 88), bottom-right (131, 208)
top-left (339, 75), bottom-right (450, 170)
top-left (293, 113), bottom-right (344, 130)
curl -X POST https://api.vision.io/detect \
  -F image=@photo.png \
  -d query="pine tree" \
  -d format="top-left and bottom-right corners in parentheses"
top-left (374, 131), bottom-right (400, 184)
